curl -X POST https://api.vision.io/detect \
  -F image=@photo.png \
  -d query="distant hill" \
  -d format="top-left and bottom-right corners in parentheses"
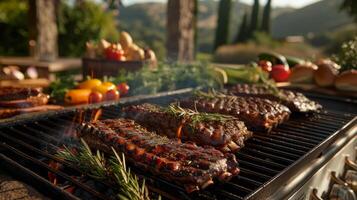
top-left (272, 0), bottom-right (354, 38)
top-left (119, 0), bottom-right (354, 56)
top-left (119, 0), bottom-right (294, 54)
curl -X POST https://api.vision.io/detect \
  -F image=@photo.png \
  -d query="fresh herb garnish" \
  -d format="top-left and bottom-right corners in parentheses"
top-left (56, 139), bottom-right (151, 200)
top-left (166, 104), bottom-right (236, 125)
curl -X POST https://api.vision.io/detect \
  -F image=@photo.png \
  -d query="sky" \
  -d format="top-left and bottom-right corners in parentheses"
top-left (122, 0), bottom-right (322, 8)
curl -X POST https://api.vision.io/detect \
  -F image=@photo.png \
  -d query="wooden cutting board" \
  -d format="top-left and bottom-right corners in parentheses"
top-left (0, 79), bottom-right (50, 88)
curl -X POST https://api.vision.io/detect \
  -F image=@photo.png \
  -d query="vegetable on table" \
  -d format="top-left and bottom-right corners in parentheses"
top-left (258, 52), bottom-right (289, 67)
top-left (65, 89), bottom-right (92, 105)
top-left (88, 92), bottom-right (103, 104)
top-left (77, 79), bottom-right (102, 90)
top-left (270, 65), bottom-right (291, 82)
top-left (258, 60), bottom-right (272, 72)
top-left (104, 89), bottom-right (120, 101)
top-left (117, 83), bottom-right (130, 96)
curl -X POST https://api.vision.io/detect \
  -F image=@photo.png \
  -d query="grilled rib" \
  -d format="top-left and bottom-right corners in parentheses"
top-left (179, 92), bottom-right (291, 132)
top-left (122, 104), bottom-right (251, 153)
top-left (78, 118), bottom-right (240, 193)
top-left (228, 84), bottom-right (322, 112)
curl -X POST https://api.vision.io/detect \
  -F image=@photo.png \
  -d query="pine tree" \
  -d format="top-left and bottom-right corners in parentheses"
top-left (261, 0), bottom-right (272, 33)
top-left (249, 0), bottom-right (260, 36)
top-left (213, 0), bottom-right (232, 51)
top-left (234, 11), bottom-right (249, 43)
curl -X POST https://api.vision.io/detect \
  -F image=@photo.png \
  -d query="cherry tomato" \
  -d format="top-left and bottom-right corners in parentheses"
top-left (270, 65), bottom-right (291, 82)
top-left (104, 89), bottom-right (120, 101)
top-left (88, 92), bottom-right (103, 104)
top-left (105, 45), bottom-right (124, 60)
top-left (117, 82), bottom-right (130, 96)
top-left (258, 60), bottom-right (272, 72)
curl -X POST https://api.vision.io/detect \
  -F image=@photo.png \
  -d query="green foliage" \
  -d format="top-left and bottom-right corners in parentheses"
top-left (213, 0), bottom-right (232, 51)
top-left (261, 0), bottom-right (271, 33)
top-left (46, 72), bottom-right (77, 104)
top-left (341, 0), bottom-right (357, 22)
top-left (0, 0), bottom-right (29, 56)
top-left (250, 32), bottom-right (279, 47)
top-left (110, 62), bottom-right (223, 95)
top-left (332, 37), bottom-right (357, 71)
top-left (58, 1), bottom-right (119, 57)
top-left (234, 11), bottom-right (249, 43)
top-left (249, 0), bottom-right (260, 36)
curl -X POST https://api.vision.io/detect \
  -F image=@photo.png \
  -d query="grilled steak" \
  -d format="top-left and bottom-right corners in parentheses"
top-left (0, 87), bottom-right (41, 101)
top-left (122, 104), bottom-right (251, 153)
top-left (179, 92), bottom-right (290, 132)
top-left (228, 84), bottom-right (322, 112)
top-left (78, 118), bottom-right (240, 193)
top-left (0, 93), bottom-right (49, 108)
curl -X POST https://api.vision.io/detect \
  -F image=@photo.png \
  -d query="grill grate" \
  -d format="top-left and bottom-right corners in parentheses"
top-left (0, 91), bottom-right (356, 200)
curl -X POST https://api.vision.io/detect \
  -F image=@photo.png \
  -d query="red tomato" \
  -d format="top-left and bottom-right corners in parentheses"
top-left (105, 46), bottom-right (124, 61)
top-left (117, 82), bottom-right (130, 96)
top-left (88, 92), bottom-right (103, 104)
top-left (258, 60), bottom-right (272, 72)
top-left (270, 65), bottom-right (291, 82)
top-left (104, 89), bottom-right (120, 101)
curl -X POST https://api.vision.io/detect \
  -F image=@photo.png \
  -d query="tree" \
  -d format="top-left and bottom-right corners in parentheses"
top-left (166, 0), bottom-right (196, 62)
top-left (261, 0), bottom-right (272, 33)
top-left (249, 0), bottom-right (260, 36)
top-left (234, 11), bottom-right (249, 43)
top-left (57, 1), bottom-right (118, 57)
top-left (213, 0), bottom-right (232, 51)
top-left (28, 0), bottom-right (58, 61)
top-left (341, 0), bottom-right (357, 22)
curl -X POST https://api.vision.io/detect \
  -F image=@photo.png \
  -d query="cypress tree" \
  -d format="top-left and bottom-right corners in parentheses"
top-left (193, 0), bottom-right (198, 58)
top-left (234, 11), bottom-right (249, 43)
top-left (261, 0), bottom-right (272, 33)
top-left (213, 0), bottom-right (232, 51)
top-left (249, 0), bottom-right (260, 36)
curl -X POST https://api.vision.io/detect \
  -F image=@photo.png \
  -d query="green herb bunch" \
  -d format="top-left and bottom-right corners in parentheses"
top-left (56, 139), bottom-right (152, 200)
top-left (166, 104), bottom-right (236, 125)
top-left (109, 62), bottom-right (223, 95)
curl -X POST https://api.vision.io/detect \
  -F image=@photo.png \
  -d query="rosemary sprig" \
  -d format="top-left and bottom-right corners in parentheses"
top-left (56, 139), bottom-right (151, 200)
top-left (166, 104), bottom-right (236, 125)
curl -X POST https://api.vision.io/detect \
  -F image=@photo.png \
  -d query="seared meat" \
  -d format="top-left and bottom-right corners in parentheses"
top-left (122, 104), bottom-right (251, 153)
top-left (78, 118), bottom-right (240, 193)
top-left (179, 92), bottom-right (290, 132)
top-left (0, 93), bottom-right (49, 108)
top-left (0, 105), bottom-right (63, 119)
top-left (228, 84), bottom-right (322, 112)
top-left (0, 87), bottom-right (41, 101)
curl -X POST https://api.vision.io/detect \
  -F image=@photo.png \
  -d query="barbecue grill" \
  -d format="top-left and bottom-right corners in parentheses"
top-left (0, 88), bottom-right (356, 200)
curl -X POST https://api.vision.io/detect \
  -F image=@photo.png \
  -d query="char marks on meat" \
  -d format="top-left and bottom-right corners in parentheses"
top-left (78, 118), bottom-right (240, 193)
top-left (0, 87), bottom-right (41, 101)
top-left (122, 104), bottom-right (251, 153)
top-left (228, 84), bottom-right (322, 113)
top-left (179, 93), bottom-right (290, 132)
